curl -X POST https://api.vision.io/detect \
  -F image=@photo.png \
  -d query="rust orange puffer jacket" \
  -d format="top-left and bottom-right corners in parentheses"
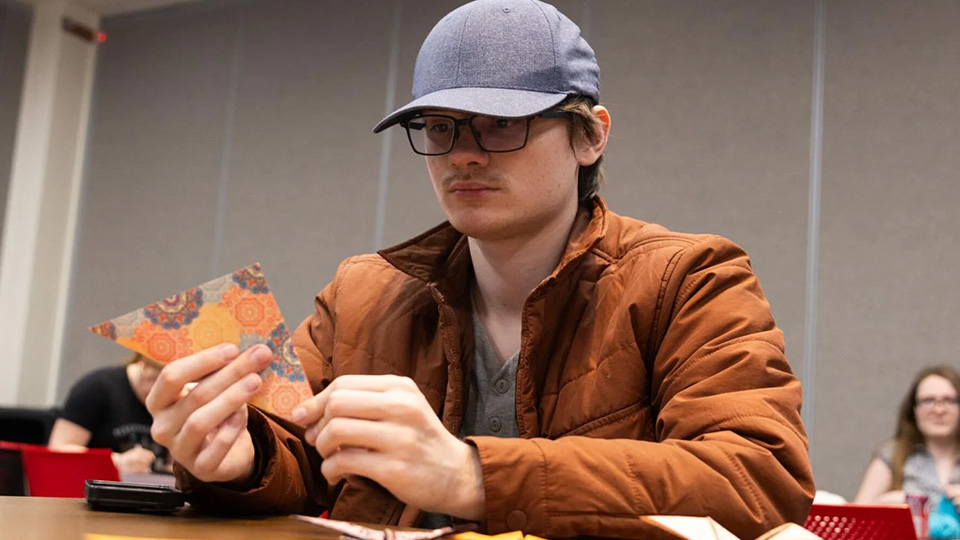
top-left (178, 197), bottom-right (814, 539)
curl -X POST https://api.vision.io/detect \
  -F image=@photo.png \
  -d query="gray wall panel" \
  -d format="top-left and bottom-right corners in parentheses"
top-left (592, 0), bottom-right (814, 387)
top-left (61, 2), bottom-right (240, 395)
top-left (0, 0), bottom-right (32, 248)
top-left (217, 0), bottom-right (392, 326)
top-left (381, 0), bottom-right (461, 248)
top-left (815, 0), bottom-right (960, 499)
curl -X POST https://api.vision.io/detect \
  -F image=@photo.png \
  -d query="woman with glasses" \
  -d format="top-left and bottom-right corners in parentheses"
top-left (855, 366), bottom-right (960, 508)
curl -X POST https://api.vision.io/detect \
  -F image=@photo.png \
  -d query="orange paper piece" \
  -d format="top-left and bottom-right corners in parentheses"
top-left (451, 532), bottom-right (544, 540)
top-left (643, 516), bottom-right (821, 540)
top-left (90, 263), bottom-right (313, 421)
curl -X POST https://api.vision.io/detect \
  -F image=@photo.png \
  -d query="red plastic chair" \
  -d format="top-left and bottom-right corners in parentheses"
top-left (804, 503), bottom-right (917, 540)
top-left (18, 443), bottom-right (120, 497)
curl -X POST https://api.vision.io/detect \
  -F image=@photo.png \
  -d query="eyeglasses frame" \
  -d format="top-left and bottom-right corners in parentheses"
top-left (400, 111), bottom-right (573, 156)
top-left (915, 396), bottom-right (960, 410)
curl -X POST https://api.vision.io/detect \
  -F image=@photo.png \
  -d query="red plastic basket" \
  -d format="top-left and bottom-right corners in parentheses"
top-left (18, 443), bottom-right (120, 497)
top-left (804, 503), bottom-right (917, 540)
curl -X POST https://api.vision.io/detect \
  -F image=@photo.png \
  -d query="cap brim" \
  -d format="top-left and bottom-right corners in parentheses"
top-left (372, 87), bottom-right (568, 133)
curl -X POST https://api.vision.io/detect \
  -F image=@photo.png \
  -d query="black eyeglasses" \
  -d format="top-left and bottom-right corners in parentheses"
top-left (400, 111), bottom-right (572, 156)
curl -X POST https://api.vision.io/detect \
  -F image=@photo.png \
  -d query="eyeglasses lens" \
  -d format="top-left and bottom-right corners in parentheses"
top-left (916, 396), bottom-right (960, 410)
top-left (406, 115), bottom-right (529, 155)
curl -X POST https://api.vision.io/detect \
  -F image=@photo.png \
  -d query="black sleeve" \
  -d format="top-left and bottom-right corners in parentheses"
top-left (59, 369), bottom-right (107, 433)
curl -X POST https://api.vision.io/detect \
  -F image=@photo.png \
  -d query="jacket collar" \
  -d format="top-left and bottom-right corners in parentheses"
top-left (377, 195), bottom-right (610, 300)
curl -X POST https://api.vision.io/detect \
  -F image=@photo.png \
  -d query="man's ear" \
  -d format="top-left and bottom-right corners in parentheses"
top-left (575, 105), bottom-right (611, 166)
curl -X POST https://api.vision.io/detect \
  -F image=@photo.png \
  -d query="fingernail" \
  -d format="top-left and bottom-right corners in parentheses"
top-left (217, 342), bottom-right (237, 354)
top-left (291, 407), bottom-right (306, 423)
top-left (250, 346), bottom-right (271, 367)
top-left (243, 373), bottom-right (261, 392)
top-left (304, 426), bottom-right (316, 443)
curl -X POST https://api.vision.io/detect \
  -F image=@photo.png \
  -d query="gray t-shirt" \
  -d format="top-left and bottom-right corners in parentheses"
top-left (420, 305), bottom-right (520, 529)
top-left (876, 440), bottom-right (960, 499)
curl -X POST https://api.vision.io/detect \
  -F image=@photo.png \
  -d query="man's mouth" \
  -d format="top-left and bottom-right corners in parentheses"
top-left (449, 181), bottom-right (496, 192)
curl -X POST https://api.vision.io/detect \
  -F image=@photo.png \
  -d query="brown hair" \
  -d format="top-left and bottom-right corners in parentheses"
top-left (889, 365), bottom-right (960, 489)
top-left (553, 95), bottom-right (606, 205)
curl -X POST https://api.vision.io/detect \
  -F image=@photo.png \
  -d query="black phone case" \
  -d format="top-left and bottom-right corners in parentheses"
top-left (84, 480), bottom-right (185, 514)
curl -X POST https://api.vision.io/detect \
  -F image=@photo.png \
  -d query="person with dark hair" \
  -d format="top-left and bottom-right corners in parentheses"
top-left (49, 352), bottom-right (169, 474)
top-left (143, 0), bottom-right (814, 537)
top-left (855, 366), bottom-right (960, 506)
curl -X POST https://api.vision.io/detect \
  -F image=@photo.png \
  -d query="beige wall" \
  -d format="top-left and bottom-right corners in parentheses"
top-left (52, 0), bottom-right (960, 501)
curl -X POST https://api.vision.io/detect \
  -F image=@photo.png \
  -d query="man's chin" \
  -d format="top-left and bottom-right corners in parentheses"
top-left (446, 214), bottom-right (516, 241)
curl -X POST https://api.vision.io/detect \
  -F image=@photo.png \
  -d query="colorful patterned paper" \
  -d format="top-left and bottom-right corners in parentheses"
top-left (292, 515), bottom-right (476, 540)
top-left (90, 263), bottom-right (313, 421)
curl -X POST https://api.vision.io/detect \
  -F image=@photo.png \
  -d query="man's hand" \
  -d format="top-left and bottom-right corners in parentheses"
top-left (146, 343), bottom-right (272, 484)
top-left (292, 374), bottom-right (485, 520)
top-left (112, 446), bottom-right (156, 474)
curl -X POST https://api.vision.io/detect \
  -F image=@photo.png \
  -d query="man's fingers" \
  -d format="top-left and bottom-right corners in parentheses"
top-left (292, 374), bottom-right (418, 426)
top-left (146, 343), bottom-right (238, 412)
top-left (326, 374), bottom-right (418, 392)
top-left (192, 409), bottom-right (247, 474)
top-left (313, 417), bottom-right (407, 458)
top-left (303, 389), bottom-right (417, 442)
top-left (152, 345), bottom-right (271, 443)
top-left (177, 345), bottom-right (271, 413)
top-left (172, 372), bottom-right (262, 459)
top-left (325, 389), bottom-right (407, 420)
top-left (320, 447), bottom-right (385, 487)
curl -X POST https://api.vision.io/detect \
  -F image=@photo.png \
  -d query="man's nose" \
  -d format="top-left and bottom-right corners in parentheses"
top-left (447, 123), bottom-right (488, 167)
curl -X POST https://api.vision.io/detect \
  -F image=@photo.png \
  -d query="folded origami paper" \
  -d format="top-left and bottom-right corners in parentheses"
top-left (292, 515), bottom-right (476, 540)
top-left (643, 516), bottom-right (822, 540)
top-left (90, 263), bottom-right (313, 421)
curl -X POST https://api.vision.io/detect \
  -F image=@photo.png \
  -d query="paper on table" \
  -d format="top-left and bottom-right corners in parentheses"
top-left (452, 532), bottom-right (547, 540)
top-left (642, 516), bottom-right (822, 540)
top-left (753, 523), bottom-right (821, 540)
top-left (89, 263), bottom-right (313, 421)
top-left (293, 515), bottom-right (472, 540)
top-left (86, 536), bottom-right (203, 540)
top-left (292, 516), bottom-right (548, 540)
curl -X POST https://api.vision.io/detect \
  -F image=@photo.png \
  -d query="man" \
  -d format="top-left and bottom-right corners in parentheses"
top-left (146, 0), bottom-right (815, 537)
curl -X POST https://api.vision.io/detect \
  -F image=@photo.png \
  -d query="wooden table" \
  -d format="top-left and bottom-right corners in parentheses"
top-left (0, 496), bottom-right (340, 539)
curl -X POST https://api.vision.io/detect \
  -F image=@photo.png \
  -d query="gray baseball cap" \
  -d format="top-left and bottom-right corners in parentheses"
top-left (372, 0), bottom-right (599, 133)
